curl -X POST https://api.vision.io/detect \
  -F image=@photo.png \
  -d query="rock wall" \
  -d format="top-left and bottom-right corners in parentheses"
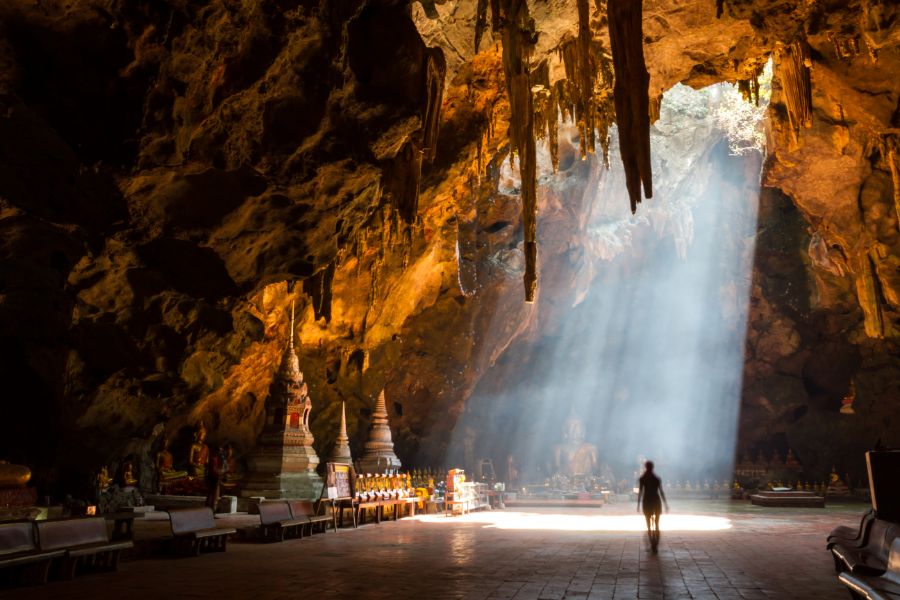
top-left (0, 0), bottom-right (898, 493)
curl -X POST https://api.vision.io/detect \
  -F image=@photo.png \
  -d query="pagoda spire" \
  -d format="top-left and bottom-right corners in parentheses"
top-left (328, 401), bottom-right (353, 465)
top-left (358, 389), bottom-right (401, 473)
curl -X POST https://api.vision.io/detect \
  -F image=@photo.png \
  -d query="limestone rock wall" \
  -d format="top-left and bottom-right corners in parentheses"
top-left (0, 0), bottom-right (899, 493)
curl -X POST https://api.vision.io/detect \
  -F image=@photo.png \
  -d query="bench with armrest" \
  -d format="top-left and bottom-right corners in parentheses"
top-left (839, 538), bottom-right (900, 600)
top-left (288, 501), bottom-right (331, 534)
top-left (257, 501), bottom-right (306, 542)
top-left (832, 520), bottom-right (900, 575)
top-left (167, 507), bottom-right (236, 556)
top-left (829, 510), bottom-right (875, 550)
top-left (36, 517), bottom-right (132, 580)
top-left (0, 521), bottom-right (64, 585)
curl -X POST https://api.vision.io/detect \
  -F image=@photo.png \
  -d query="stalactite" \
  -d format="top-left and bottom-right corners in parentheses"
top-left (553, 3), bottom-right (613, 164)
top-left (576, 0), bottom-right (595, 156)
top-left (608, 0), bottom-right (653, 213)
top-left (776, 40), bottom-right (813, 143)
top-left (531, 61), bottom-right (559, 173)
top-left (422, 48), bottom-right (447, 163)
top-left (878, 135), bottom-right (900, 231)
top-left (383, 47), bottom-right (445, 225)
top-left (475, 0), bottom-right (489, 53)
top-left (303, 261), bottom-right (336, 323)
top-left (716, 0), bottom-right (725, 19)
top-left (649, 94), bottom-right (662, 124)
top-left (856, 252), bottom-right (886, 339)
top-left (496, 0), bottom-right (538, 302)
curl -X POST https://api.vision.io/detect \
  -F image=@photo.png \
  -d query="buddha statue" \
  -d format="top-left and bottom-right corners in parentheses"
top-left (826, 466), bottom-right (851, 496)
top-left (121, 462), bottom-right (138, 487)
top-left (221, 444), bottom-right (242, 488)
top-left (156, 445), bottom-right (188, 487)
top-left (553, 411), bottom-right (598, 478)
top-left (189, 422), bottom-right (210, 479)
top-left (0, 460), bottom-right (31, 488)
top-left (95, 466), bottom-right (111, 492)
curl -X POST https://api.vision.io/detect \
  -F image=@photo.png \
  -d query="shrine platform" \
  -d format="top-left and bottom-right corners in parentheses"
top-left (0, 498), bottom-right (870, 599)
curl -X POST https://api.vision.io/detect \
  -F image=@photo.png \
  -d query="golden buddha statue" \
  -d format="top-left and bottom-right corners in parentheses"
top-left (553, 411), bottom-right (598, 478)
top-left (0, 460), bottom-right (31, 488)
top-left (156, 446), bottom-right (188, 484)
top-left (189, 422), bottom-right (210, 478)
top-left (95, 466), bottom-right (111, 491)
top-left (122, 462), bottom-right (138, 487)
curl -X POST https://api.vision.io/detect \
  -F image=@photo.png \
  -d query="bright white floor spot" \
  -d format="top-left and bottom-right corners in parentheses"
top-left (412, 510), bottom-right (732, 532)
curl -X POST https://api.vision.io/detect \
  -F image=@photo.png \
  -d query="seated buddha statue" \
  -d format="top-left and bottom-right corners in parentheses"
top-left (96, 466), bottom-right (112, 492)
top-left (221, 444), bottom-right (242, 489)
top-left (0, 460), bottom-right (31, 488)
top-left (121, 462), bottom-right (138, 487)
top-left (188, 422), bottom-right (210, 479)
top-left (826, 466), bottom-right (851, 496)
top-left (156, 445), bottom-right (188, 487)
top-left (553, 411), bottom-right (598, 478)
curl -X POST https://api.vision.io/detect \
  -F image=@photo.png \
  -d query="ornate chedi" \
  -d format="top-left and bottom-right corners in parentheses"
top-left (241, 307), bottom-right (322, 499)
top-left (328, 402), bottom-right (353, 466)
top-left (357, 390), bottom-right (401, 474)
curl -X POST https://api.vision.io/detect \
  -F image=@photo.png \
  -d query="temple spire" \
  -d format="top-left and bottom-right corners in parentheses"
top-left (289, 299), bottom-right (295, 351)
top-left (328, 401), bottom-right (353, 465)
top-left (358, 389), bottom-right (401, 473)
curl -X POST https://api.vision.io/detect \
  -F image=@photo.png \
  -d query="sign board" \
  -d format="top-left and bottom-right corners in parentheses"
top-left (325, 463), bottom-right (354, 500)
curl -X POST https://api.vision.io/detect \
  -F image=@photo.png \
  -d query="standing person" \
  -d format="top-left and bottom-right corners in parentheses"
top-left (637, 460), bottom-right (669, 553)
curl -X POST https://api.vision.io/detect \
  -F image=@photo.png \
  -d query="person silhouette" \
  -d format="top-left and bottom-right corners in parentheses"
top-left (637, 460), bottom-right (669, 553)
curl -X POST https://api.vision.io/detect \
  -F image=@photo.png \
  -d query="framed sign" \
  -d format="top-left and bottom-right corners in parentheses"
top-left (326, 463), bottom-right (354, 499)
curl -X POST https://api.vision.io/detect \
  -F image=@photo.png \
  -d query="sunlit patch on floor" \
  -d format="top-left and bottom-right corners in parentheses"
top-left (413, 511), bottom-right (732, 531)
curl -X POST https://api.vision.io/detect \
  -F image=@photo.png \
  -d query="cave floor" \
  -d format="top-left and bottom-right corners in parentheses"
top-left (5, 499), bottom-right (863, 600)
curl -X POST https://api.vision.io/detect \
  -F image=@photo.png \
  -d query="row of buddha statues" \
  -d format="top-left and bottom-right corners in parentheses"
top-left (733, 449), bottom-right (803, 478)
top-left (92, 422), bottom-right (243, 498)
top-left (352, 468), bottom-right (450, 502)
top-left (155, 422), bottom-right (242, 494)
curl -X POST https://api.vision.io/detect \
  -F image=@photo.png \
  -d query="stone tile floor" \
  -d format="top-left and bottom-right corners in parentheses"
top-left (5, 499), bottom-right (861, 600)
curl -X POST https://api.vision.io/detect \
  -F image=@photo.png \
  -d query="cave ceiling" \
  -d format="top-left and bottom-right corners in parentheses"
top-left (0, 0), bottom-right (898, 489)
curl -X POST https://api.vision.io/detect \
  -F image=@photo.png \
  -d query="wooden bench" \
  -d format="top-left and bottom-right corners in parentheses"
top-left (36, 517), bottom-right (132, 580)
top-left (257, 501), bottom-right (306, 542)
top-left (839, 538), bottom-right (900, 600)
top-left (167, 507), bottom-right (236, 556)
top-left (288, 501), bottom-right (331, 534)
top-left (0, 521), bottom-right (65, 586)
top-left (832, 519), bottom-right (900, 575)
top-left (829, 510), bottom-right (875, 550)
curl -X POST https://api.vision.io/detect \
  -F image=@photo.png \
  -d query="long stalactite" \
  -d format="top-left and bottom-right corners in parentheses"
top-left (499, 0), bottom-right (539, 302)
top-left (607, 0), bottom-right (653, 213)
top-left (776, 39), bottom-right (813, 143)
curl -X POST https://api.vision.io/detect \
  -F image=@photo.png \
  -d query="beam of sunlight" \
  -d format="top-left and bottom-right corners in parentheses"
top-left (450, 64), bottom-right (772, 489)
top-left (412, 511), bottom-right (732, 532)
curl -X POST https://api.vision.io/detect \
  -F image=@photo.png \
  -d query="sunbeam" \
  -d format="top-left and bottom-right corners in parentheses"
top-left (453, 65), bottom-right (772, 490)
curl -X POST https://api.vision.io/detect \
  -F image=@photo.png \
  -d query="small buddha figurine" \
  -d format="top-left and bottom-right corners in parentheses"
top-left (188, 422), bottom-right (210, 479)
top-left (221, 444), bottom-right (242, 488)
top-left (122, 461), bottom-right (138, 487)
top-left (95, 466), bottom-right (112, 492)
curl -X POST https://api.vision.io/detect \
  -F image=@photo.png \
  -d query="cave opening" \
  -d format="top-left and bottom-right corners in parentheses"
top-left (451, 68), bottom-right (771, 489)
